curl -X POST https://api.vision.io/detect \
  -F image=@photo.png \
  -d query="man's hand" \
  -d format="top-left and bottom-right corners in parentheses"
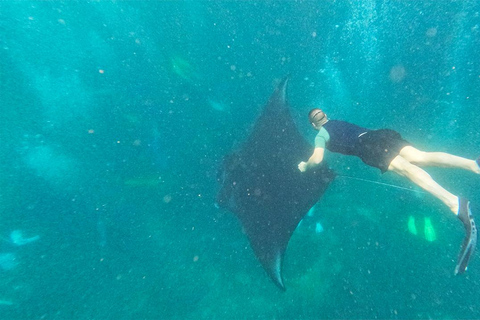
top-left (298, 161), bottom-right (308, 172)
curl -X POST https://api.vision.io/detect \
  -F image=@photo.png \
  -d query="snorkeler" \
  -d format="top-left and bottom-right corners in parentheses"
top-left (298, 108), bottom-right (479, 274)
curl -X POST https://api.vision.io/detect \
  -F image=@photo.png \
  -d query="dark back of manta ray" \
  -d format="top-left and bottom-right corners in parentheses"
top-left (217, 77), bottom-right (335, 290)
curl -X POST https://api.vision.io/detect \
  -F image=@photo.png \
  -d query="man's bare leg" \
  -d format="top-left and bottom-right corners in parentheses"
top-left (399, 146), bottom-right (480, 174)
top-left (388, 155), bottom-right (459, 214)
top-left (389, 151), bottom-right (478, 275)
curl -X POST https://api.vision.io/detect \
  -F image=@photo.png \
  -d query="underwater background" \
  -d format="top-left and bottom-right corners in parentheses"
top-left (1, 0), bottom-right (480, 319)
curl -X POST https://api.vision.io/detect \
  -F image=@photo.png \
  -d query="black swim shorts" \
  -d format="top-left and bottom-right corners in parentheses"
top-left (357, 129), bottom-right (411, 173)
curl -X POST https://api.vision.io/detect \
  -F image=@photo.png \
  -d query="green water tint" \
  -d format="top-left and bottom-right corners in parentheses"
top-left (407, 216), bottom-right (418, 235)
top-left (407, 216), bottom-right (437, 242)
top-left (424, 217), bottom-right (437, 242)
top-left (170, 56), bottom-right (196, 81)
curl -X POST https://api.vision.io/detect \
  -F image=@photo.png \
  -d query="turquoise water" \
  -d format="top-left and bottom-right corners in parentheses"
top-left (1, 1), bottom-right (479, 319)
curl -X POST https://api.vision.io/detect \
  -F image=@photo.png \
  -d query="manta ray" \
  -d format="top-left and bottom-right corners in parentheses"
top-left (216, 77), bottom-right (335, 290)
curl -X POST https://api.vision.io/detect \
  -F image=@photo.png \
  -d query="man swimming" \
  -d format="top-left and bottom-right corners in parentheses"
top-left (299, 108), bottom-right (479, 274)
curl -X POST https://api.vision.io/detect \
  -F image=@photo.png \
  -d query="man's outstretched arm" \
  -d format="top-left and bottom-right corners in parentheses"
top-left (298, 147), bottom-right (325, 172)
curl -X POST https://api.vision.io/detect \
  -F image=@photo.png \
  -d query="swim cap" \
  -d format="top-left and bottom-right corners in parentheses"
top-left (308, 108), bottom-right (328, 127)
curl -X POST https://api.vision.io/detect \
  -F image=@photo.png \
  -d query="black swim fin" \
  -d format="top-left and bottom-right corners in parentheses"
top-left (454, 198), bottom-right (477, 275)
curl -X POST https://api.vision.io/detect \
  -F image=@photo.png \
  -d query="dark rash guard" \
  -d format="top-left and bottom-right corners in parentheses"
top-left (321, 120), bottom-right (370, 156)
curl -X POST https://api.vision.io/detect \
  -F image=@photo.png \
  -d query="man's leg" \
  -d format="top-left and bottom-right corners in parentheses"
top-left (388, 155), bottom-right (459, 214)
top-left (398, 146), bottom-right (480, 174)
top-left (390, 149), bottom-right (478, 275)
